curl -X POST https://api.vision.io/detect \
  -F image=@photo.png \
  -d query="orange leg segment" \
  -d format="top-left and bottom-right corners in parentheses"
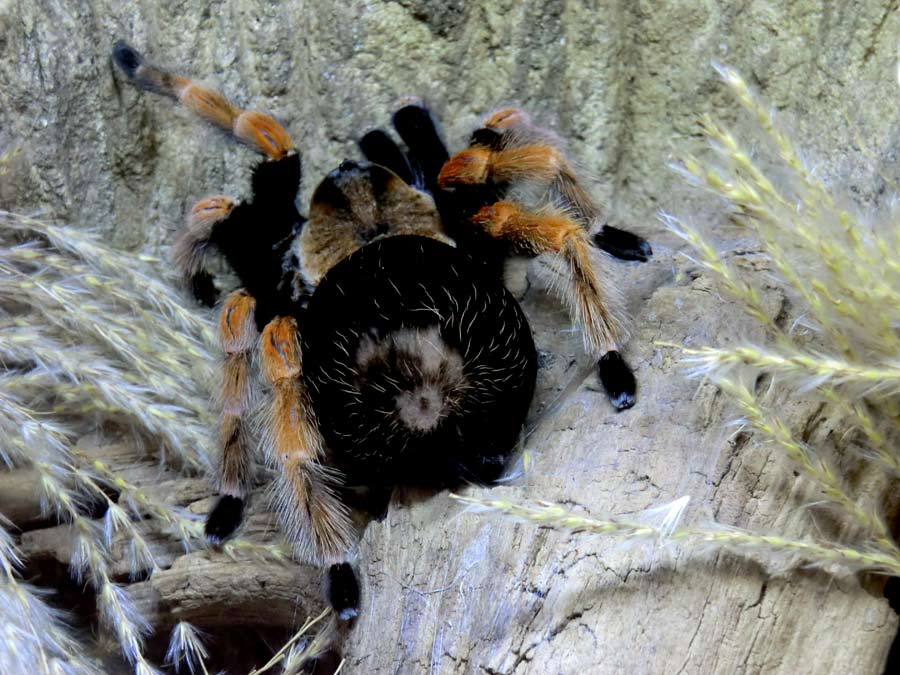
top-left (260, 316), bottom-right (355, 565)
top-left (172, 195), bottom-right (238, 283)
top-left (471, 201), bottom-right (623, 356)
top-left (215, 289), bottom-right (259, 500)
top-left (112, 42), bottom-right (294, 159)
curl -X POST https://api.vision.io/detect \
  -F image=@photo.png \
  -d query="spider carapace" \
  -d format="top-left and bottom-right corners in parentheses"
top-left (111, 41), bottom-right (652, 620)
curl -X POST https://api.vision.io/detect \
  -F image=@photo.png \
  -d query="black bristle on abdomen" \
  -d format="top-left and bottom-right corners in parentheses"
top-left (302, 236), bottom-right (537, 489)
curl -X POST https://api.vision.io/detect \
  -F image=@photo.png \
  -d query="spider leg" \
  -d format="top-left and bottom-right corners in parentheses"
top-left (446, 110), bottom-right (655, 263)
top-left (112, 41), bottom-right (294, 159)
top-left (205, 289), bottom-right (259, 543)
top-left (471, 201), bottom-right (637, 410)
top-left (438, 142), bottom-right (564, 189)
top-left (259, 316), bottom-right (356, 564)
top-left (392, 100), bottom-right (449, 193)
top-left (357, 129), bottom-right (418, 186)
top-left (327, 562), bottom-right (361, 621)
top-left (112, 41), bottom-right (305, 314)
top-left (593, 225), bottom-right (653, 262)
top-left (171, 195), bottom-right (239, 306)
top-left (260, 315), bottom-right (360, 618)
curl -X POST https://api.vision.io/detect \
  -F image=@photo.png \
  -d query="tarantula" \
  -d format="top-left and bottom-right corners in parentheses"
top-left (111, 41), bottom-right (652, 620)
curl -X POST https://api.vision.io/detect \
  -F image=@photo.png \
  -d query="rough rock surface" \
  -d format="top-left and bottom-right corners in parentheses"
top-left (1, 1), bottom-right (898, 674)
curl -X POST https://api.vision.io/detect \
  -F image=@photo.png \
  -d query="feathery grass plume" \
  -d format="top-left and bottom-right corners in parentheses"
top-left (0, 205), bottom-right (225, 671)
top-left (660, 65), bottom-right (899, 572)
top-left (0, 206), bottom-right (324, 671)
top-left (165, 622), bottom-right (210, 674)
top-left (454, 493), bottom-right (692, 540)
top-left (452, 494), bottom-right (900, 576)
top-left (38, 451), bottom-right (159, 672)
top-left (0, 516), bottom-right (99, 675)
top-left (245, 609), bottom-right (332, 675)
top-left (0, 226), bottom-right (218, 472)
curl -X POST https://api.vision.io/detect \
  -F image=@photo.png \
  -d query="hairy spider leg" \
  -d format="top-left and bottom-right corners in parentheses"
top-left (436, 113), bottom-right (647, 409)
top-left (112, 40), bottom-right (359, 622)
top-left (357, 129), bottom-right (418, 186)
top-left (480, 108), bottom-right (654, 262)
top-left (438, 143), bottom-right (564, 188)
top-left (112, 41), bottom-right (306, 316)
top-left (211, 155), bottom-right (305, 327)
top-left (259, 316), bottom-right (355, 565)
top-left (169, 156), bottom-right (304, 316)
top-left (470, 201), bottom-right (637, 409)
top-left (171, 195), bottom-right (238, 307)
top-left (259, 316), bottom-right (360, 618)
top-left (205, 289), bottom-right (259, 543)
top-left (112, 41), bottom-right (294, 159)
top-left (392, 100), bottom-right (449, 194)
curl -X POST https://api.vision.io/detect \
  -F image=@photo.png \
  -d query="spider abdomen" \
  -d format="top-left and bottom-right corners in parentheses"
top-left (302, 235), bottom-right (537, 488)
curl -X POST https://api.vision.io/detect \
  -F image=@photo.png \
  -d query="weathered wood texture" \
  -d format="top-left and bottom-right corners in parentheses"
top-left (1, 1), bottom-right (898, 674)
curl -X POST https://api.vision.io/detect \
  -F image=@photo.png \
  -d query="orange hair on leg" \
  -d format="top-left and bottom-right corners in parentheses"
top-left (233, 111), bottom-right (295, 160)
top-left (483, 107), bottom-right (531, 130)
top-left (260, 317), bottom-right (354, 564)
top-left (437, 146), bottom-right (492, 187)
top-left (471, 201), bottom-right (579, 252)
top-left (172, 195), bottom-right (238, 279)
top-left (216, 290), bottom-right (259, 499)
top-left (178, 82), bottom-right (240, 130)
top-left (472, 202), bottom-right (622, 355)
top-left (111, 41), bottom-right (293, 159)
top-left (488, 144), bottom-right (564, 184)
top-left (438, 143), bottom-right (564, 188)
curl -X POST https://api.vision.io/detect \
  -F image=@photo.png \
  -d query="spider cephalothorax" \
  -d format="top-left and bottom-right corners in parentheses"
top-left (111, 41), bottom-right (652, 620)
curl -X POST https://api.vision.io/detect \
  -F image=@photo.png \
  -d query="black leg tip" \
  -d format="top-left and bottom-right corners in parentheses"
top-left (593, 226), bottom-right (653, 262)
top-left (609, 389), bottom-right (636, 410)
top-left (598, 351), bottom-right (637, 410)
top-left (327, 562), bottom-right (360, 621)
top-left (205, 495), bottom-right (244, 544)
top-left (111, 40), bottom-right (144, 79)
top-left (392, 100), bottom-right (431, 126)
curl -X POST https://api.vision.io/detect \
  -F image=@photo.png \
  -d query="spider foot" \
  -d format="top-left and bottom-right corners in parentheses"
top-left (111, 40), bottom-right (143, 79)
top-left (598, 351), bottom-right (637, 410)
top-left (205, 495), bottom-right (245, 544)
top-left (593, 226), bottom-right (653, 262)
top-left (327, 562), bottom-right (360, 621)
